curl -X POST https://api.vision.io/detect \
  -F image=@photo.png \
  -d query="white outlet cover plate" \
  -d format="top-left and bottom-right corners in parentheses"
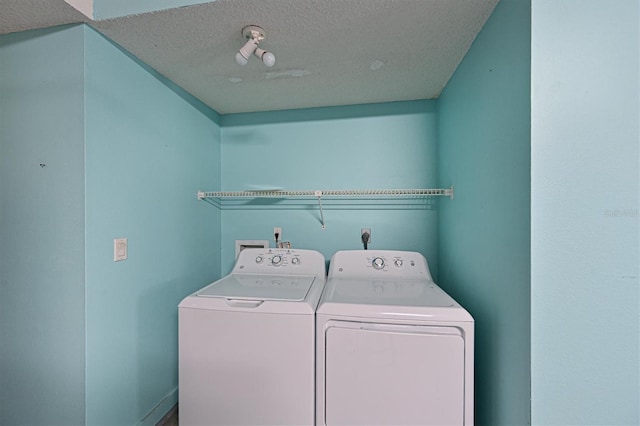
top-left (114, 238), bottom-right (128, 261)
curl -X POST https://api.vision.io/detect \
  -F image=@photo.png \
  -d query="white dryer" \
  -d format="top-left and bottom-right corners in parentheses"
top-left (179, 248), bottom-right (326, 426)
top-left (316, 250), bottom-right (474, 426)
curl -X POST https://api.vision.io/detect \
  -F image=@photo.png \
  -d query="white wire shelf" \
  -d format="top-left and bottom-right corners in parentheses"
top-left (197, 187), bottom-right (453, 229)
top-left (197, 187), bottom-right (454, 200)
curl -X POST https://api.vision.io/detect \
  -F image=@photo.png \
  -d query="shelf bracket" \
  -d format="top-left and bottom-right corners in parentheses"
top-left (447, 185), bottom-right (454, 199)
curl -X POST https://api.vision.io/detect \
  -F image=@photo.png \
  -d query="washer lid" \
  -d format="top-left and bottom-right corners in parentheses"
top-left (196, 273), bottom-right (316, 302)
top-left (316, 278), bottom-right (473, 322)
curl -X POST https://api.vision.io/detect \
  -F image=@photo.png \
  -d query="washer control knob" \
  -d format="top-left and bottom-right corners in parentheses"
top-left (255, 256), bottom-right (263, 264)
top-left (291, 257), bottom-right (300, 265)
top-left (272, 255), bottom-right (282, 265)
top-left (394, 259), bottom-right (403, 267)
top-left (372, 257), bottom-right (385, 270)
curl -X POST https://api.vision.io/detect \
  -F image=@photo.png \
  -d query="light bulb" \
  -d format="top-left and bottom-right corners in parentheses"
top-left (254, 48), bottom-right (276, 67)
top-left (262, 51), bottom-right (276, 67)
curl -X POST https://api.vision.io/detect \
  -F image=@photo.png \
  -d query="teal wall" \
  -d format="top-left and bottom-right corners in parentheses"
top-left (84, 27), bottom-right (221, 425)
top-left (219, 101), bottom-right (440, 275)
top-left (10, 2), bottom-right (639, 426)
top-left (531, 1), bottom-right (639, 425)
top-left (0, 24), bottom-right (221, 425)
top-left (0, 26), bottom-right (87, 426)
top-left (437, 1), bottom-right (531, 425)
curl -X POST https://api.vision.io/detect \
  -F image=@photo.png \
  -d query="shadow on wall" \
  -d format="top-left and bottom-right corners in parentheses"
top-left (221, 101), bottom-right (437, 127)
top-left (137, 278), bottom-right (182, 424)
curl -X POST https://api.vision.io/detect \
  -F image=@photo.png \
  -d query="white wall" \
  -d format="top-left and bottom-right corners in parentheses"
top-left (531, 1), bottom-right (639, 424)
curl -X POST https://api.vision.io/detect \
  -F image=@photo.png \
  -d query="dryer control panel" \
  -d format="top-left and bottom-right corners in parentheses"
top-left (232, 248), bottom-right (326, 278)
top-left (328, 250), bottom-right (434, 281)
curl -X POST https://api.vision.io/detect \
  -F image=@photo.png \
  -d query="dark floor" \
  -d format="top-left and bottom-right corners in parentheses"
top-left (157, 404), bottom-right (178, 426)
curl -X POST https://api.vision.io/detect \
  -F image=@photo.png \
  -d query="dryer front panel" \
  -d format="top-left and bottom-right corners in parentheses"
top-left (323, 320), bottom-right (465, 426)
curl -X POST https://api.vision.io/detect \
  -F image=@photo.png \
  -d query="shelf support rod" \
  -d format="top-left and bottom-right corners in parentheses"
top-left (315, 191), bottom-right (326, 229)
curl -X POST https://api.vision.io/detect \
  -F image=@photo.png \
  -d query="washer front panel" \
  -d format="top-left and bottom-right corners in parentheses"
top-left (324, 320), bottom-right (465, 426)
top-left (179, 308), bottom-right (315, 425)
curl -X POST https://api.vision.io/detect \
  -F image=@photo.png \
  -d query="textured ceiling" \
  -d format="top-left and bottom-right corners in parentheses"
top-left (0, 0), bottom-right (88, 34)
top-left (0, 0), bottom-right (499, 114)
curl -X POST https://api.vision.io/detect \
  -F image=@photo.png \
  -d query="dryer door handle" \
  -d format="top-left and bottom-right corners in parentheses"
top-left (224, 298), bottom-right (264, 308)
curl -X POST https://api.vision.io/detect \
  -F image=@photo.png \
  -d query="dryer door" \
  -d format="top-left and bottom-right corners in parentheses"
top-left (324, 321), bottom-right (466, 426)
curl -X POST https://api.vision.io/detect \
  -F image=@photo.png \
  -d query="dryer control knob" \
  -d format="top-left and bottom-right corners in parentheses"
top-left (255, 256), bottom-right (263, 264)
top-left (291, 257), bottom-right (300, 265)
top-left (372, 257), bottom-right (385, 270)
top-left (272, 255), bottom-right (282, 265)
top-left (394, 259), bottom-right (403, 267)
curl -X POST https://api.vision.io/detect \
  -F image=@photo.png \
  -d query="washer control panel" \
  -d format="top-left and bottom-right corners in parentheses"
top-left (251, 250), bottom-right (299, 267)
top-left (233, 248), bottom-right (325, 277)
top-left (328, 250), bottom-right (433, 280)
top-left (367, 254), bottom-right (416, 272)
top-left (370, 257), bottom-right (407, 269)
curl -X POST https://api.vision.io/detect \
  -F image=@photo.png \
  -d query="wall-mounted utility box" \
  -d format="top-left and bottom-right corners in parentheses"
top-left (235, 240), bottom-right (269, 258)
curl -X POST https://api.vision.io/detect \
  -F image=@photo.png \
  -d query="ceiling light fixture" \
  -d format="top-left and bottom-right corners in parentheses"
top-left (235, 25), bottom-right (276, 67)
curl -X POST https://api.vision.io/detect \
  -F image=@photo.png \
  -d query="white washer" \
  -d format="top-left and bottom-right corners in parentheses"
top-left (316, 250), bottom-right (474, 426)
top-left (179, 248), bottom-right (326, 426)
